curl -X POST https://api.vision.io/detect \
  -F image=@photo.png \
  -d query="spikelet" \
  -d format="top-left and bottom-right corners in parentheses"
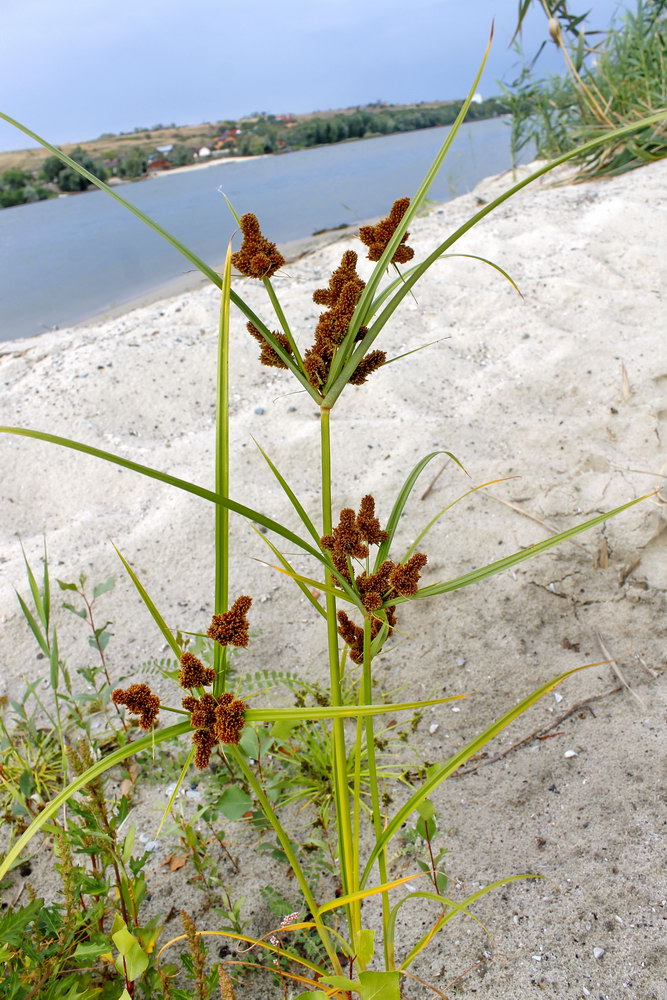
top-left (359, 197), bottom-right (415, 263)
top-left (208, 596), bottom-right (252, 648)
top-left (389, 552), bottom-right (428, 595)
top-left (247, 321), bottom-right (293, 369)
top-left (111, 683), bottom-right (160, 728)
top-left (231, 213), bottom-right (284, 278)
top-left (179, 652), bottom-right (215, 689)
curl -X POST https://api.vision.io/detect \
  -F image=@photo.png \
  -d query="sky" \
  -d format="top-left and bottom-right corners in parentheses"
top-left (0, 0), bottom-right (626, 154)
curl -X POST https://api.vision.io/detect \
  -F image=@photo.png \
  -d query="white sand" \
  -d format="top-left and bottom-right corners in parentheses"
top-left (1, 159), bottom-right (666, 998)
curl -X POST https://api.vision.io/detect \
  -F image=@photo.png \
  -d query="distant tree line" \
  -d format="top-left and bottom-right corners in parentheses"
top-left (236, 98), bottom-right (509, 154)
top-left (0, 167), bottom-right (54, 208)
top-left (0, 97), bottom-right (508, 209)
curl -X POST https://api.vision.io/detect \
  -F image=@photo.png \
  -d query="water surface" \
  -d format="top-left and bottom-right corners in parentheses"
top-left (0, 117), bottom-right (522, 341)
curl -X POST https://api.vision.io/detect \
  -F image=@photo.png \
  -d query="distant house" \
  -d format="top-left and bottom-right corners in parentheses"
top-left (147, 157), bottom-right (171, 170)
top-left (196, 147), bottom-right (211, 158)
top-left (156, 144), bottom-right (174, 154)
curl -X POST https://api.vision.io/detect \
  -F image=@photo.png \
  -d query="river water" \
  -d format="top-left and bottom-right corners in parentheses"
top-left (0, 117), bottom-right (523, 341)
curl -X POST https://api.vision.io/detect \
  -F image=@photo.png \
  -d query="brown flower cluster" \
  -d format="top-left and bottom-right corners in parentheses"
top-left (231, 214), bottom-right (285, 279)
top-left (247, 322), bottom-right (293, 369)
top-left (321, 496), bottom-right (427, 662)
top-left (321, 494), bottom-right (389, 580)
top-left (112, 683), bottom-right (161, 729)
top-left (179, 651), bottom-right (215, 689)
top-left (208, 596), bottom-right (252, 648)
top-left (337, 606), bottom-right (397, 664)
top-left (303, 250), bottom-right (386, 391)
top-left (359, 197), bottom-right (415, 264)
top-left (183, 691), bottom-right (247, 768)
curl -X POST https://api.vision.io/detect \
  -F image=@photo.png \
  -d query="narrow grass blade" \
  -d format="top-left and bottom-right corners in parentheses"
top-left (19, 541), bottom-right (47, 630)
top-left (325, 29), bottom-right (493, 390)
top-left (155, 747), bottom-right (195, 836)
top-left (323, 109), bottom-right (667, 407)
top-left (374, 451), bottom-right (467, 570)
top-left (397, 874), bottom-right (533, 971)
top-left (386, 890), bottom-right (478, 965)
top-left (41, 541), bottom-right (51, 635)
top-left (15, 590), bottom-right (49, 656)
top-left (157, 927), bottom-right (326, 976)
top-left (252, 438), bottom-right (321, 543)
top-left (408, 493), bottom-right (653, 602)
top-left (361, 660), bottom-right (602, 885)
top-left (0, 721), bottom-right (192, 880)
top-left (253, 557), bottom-right (358, 604)
top-left (403, 478), bottom-right (512, 560)
top-left (214, 245), bottom-right (232, 696)
top-left (317, 873), bottom-right (425, 915)
top-left (249, 525), bottom-right (327, 619)
top-left (245, 692), bottom-right (471, 723)
top-left (0, 426), bottom-right (322, 561)
top-left (440, 253), bottom-right (523, 297)
top-left (112, 544), bottom-right (181, 659)
top-left (381, 338), bottom-right (448, 368)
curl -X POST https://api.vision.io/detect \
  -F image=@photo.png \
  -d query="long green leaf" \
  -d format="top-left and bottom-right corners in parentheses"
top-left (374, 451), bottom-right (467, 570)
top-left (252, 438), bottom-right (321, 543)
top-left (15, 589), bottom-right (49, 657)
top-left (214, 246), bottom-right (232, 697)
top-left (249, 524), bottom-right (328, 619)
top-left (405, 492), bottom-right (651, 602)
top-left (403, 478), bottom-right (511, 561)
top-left (156, 747), bottom-right (195, 836)
top-left (20, 541), bottom-right (46, 630)
top-left (325, 29), bottom-right (493, 391)
top-left (113, 545), bottom-right (181, 659)
top-left (0, 426), bottom-right (322, 561)
top-left (322, 108), bottom-right (667, 406)
top-left (0, 722), bottom-right (191, 880)
top-left (361, 660), bottom-right (600, 885)
top-left (246, 692), bottom-right (471, 723)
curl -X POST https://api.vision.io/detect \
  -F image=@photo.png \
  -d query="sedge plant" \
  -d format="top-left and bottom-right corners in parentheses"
top-left (1, 35), bottom-right (666, 998)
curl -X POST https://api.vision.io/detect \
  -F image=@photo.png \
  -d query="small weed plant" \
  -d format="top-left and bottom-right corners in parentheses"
top-left (1, 35), bottom-right (666, 1000)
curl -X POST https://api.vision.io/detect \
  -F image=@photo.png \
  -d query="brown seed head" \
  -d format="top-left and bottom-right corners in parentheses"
top-left (247, 322), bottom-right (293, 369)
top-left (231, 213), bottom-right (285, 279)
top-left (179, 652), bottom-right (215, 689)
top-left (192, 728), bottom-right (219, 769)
top-left (208, 596), bottom-right (252, 648)
top-left (356, 559), bottom-right (395, 611)
top-left (112, 683), bottom-right (160, 729)
top-left (321, 508), bottom-right (368, 560)
top-left (359, 197), bottom-right (415, 264)
top-left (337, 610), bottom-right (364, 664)
top-left (356, 495), bottom-right (388, 545)
top-left (349, 350), bottom-right (386, 385)
top-left (390, 552), bottom-right (428, 596)
top-left (187, 692), bottom-right (218, 729)
top-left (214, 695), bottom-right (246, 745)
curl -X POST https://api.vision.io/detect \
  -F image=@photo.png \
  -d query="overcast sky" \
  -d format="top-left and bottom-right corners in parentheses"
top-left (0, 0), bottom-right (625, 153)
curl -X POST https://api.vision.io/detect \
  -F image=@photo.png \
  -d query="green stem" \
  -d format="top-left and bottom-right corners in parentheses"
top-left (263, 277), bottom-right (304, 370)
top-left (228, 745), bottom-right (342, 975)
top-left (214, 250), bottom-right (232, 697)
top-left (320, 407), bottom-right (356, 916)
top-left (363, 615), bottom-right (391, 970)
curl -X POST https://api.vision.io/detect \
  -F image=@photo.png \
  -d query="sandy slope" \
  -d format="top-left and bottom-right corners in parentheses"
top-left (1, 158), bottom-right (666, 998)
